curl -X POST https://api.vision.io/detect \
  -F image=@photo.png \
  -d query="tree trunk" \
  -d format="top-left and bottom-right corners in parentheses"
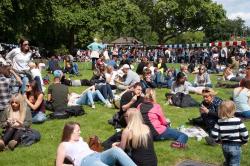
top-left (69, 27), bottom-right (75, 52)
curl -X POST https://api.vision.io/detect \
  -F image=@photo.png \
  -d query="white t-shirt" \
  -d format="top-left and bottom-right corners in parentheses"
top-left (63, 137), bottom-right (95, 166)
top-left (6, 48), bottom-right (32, 71)
top-left (30, 68), bottom-right (44, 85)
top-left (105, 71), bottom-right (118, 85)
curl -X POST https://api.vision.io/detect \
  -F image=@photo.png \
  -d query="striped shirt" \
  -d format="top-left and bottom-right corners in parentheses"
top-left (211, 117), bottom-right (249, 144)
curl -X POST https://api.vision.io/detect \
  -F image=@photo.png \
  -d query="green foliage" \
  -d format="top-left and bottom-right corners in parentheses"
top-left (168, 31), bottom-right (205, 44)
top-left (153, 0), bottom-right (226, 42)
top-left (204, 17), bottom-right (247, 42)
top-left (0, 0), bottom-right (247, 51)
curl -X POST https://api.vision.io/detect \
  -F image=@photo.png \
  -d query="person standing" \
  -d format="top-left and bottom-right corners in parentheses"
top-left (211, 101), bottom-right (248, 166)
top-left (6, 38), bottom-right (32, 94)
top-left (87, 39), bottom-right (104, 70)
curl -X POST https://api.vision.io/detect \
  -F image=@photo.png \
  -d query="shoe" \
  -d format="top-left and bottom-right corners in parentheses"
top-left (91, 104), bottom-right (96, 109)
top-left (0, 140), bottom-right (5, 151)
top-left (205, 136), bottom-right (217, 146)
top-left (105, 102), bottom-right (112, 108)
top-left (8, 140), bottom-right (17, 151)
top-left (170, 141), bottom-right (187, 149)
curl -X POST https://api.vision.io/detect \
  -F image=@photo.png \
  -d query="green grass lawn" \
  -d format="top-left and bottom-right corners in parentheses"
top-left (0, 62), bottom-right (249, 166)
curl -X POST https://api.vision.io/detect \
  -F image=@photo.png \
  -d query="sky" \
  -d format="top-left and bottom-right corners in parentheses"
top-left (213, 0), bottom-right (250, 26)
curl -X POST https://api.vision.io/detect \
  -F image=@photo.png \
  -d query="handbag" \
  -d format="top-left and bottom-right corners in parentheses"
top-left (88, 135), bottom-right (103, 152)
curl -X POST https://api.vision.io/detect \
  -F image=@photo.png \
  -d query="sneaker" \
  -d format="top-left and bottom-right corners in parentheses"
top-left (170, 141), bottom-right (187, 149)
top-left (105, 102), bottom-right (112, 108)
top-left (8, 140), bottom-right (17, 151)
top-left (205, 136), bottom-right (217, 146)
top-left (0, 140), bottom-right (5, 151)
top-left (91, 104), bottom-right (96, 109)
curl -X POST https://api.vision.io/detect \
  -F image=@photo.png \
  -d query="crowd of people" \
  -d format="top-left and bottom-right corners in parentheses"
top-left (0, 38), bottom-right (249, 166)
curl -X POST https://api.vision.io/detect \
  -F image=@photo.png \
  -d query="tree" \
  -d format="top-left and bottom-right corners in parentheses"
top-left (152, 0), bottom-right (226, 43)
top-left (97, 0), bottom-right (151, 44)
top-left (204, 17), bottom-right (247, 42)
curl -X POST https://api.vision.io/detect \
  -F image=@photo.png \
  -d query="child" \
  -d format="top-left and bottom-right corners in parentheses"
top-left (211, 100), bottom-right (249, 166)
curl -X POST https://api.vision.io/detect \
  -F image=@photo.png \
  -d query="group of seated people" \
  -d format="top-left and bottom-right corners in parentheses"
top-left (1, 45), bottom-right (250, 166)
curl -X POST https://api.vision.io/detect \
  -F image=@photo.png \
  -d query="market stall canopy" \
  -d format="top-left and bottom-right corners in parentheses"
top-left (110, 37), bottom-right (142, 45)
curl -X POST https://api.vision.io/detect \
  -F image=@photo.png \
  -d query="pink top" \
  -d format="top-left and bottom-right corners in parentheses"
top-left (137, 103), bottom-right (167, 136)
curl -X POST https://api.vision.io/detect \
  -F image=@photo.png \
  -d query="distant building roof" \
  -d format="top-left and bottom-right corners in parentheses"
top-left (110, 37), bottom-right (142, 45)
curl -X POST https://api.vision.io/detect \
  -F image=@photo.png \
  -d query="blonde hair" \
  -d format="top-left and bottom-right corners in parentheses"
top-left (125, 108), bottom-right (150, 149)
top-left (218, 100), bottom-right (236, 119)
top-left (9, 93), bottom-right (26, 124)
top-left (144, 88), bottom-right (156, 103)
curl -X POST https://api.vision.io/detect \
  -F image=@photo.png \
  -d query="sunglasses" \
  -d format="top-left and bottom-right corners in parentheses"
top-left (26, 84), bottom-right (31, 87)
top-left (202, 89), bottom-right (211, 93)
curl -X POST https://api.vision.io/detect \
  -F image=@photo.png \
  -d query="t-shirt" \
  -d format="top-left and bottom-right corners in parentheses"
top-left (63, 137), bottom-right (94, 166)
top-left (120, 91), bottom-right (144, 112)
top-left (123, 70), bottom-right (140, 86)
top-left (31, 68), bottom-right (44, 85)
top-left (6, 48), bottom-right (32, 71)
top-left (48, 83), bottom-right (68, 110)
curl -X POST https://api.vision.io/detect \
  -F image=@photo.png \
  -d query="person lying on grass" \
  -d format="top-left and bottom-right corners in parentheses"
top-left (56, 121), bottom-right (136, 166)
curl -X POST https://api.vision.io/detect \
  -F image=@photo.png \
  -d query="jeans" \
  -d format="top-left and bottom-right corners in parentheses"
top-left (32, 111), bottom-right (47, 124)
top-left (20, 76), bottom-right (29, 94)
top-left (12, 75), bottom-right (29, 94)
top-left (2, 127), bottom-right (25, 145)
top-left (154, 127), bottom-right (188, 144)
top-left (235, 111), bottom-right (250, 118)
top-left (72, 63), bottom-right (79, 74)
top-left (97, 84), bottom-right (114, 100)
top-left (222, 144), bottom-right (241, 166)
top-left (76, 90), bottom-right (107, 106)
top-left (80, 147), bottom-right (136, 166)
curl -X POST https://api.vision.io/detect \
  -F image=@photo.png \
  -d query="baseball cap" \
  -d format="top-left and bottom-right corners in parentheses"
top-left (121, 64), bottom-right (130, 70)
top-left (53, 70), bottom-right (62, 78)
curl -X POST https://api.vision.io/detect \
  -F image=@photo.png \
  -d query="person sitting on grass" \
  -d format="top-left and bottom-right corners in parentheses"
top-left (63, 55), bottom-right (80, 76)
top-left (211, 100), bottom-right (248, 166)
top-left (68, 85), bottom-right (112, 109)
top-left (138, 88), bottom-right (188, 149)
top-left (0, 94), bottom-right (27, 151)
top-left (233, 78), bottom-right (250, 119)
top-left (223, 66), bottom-right (243, 82)
top-left (113, 108), bottom-right (157, 166)
top-left (140, 68), bottom-right (156, 93)
top-left (115, 64), bottom-right (140, 90)
top-left (193, 65), bottom-right (212, 88)
top-left (198, 88), bottom-right (223, 146)
top-left (24, 80), bottom-right (46, 124)
top-left (56, 122), bottom-right (137, 166)
top-left (47, 70), bottom-right (69, 111)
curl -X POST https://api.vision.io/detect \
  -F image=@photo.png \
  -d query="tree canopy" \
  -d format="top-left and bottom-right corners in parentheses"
top-left (0, 0), bottom-right (248, 52)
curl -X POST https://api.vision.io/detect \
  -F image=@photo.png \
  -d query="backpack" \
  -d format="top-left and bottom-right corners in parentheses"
top-left (48, 106), bottom-right (85, 119)
top-left (48, 110), bottom-right (70, 119)
top-left (65, 106), bottom-right (85, 116)
top-left (172, 92), bottom-right (198, 107)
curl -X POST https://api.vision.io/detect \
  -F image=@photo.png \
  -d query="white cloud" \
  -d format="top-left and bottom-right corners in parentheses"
top-left (213, 0), bottom-right (250, 26)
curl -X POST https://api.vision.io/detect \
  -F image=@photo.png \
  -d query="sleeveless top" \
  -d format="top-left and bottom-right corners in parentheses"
top-left (233, 88), bottom-right (250, 112)
top-left (129, 135), bottom-right (157, 166)
top-left (63, 137), bottom-right (94, 166)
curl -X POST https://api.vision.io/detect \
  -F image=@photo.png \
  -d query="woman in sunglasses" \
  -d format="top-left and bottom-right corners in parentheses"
top-left (24, 80), bottom-right (46, 123)
top-left (6, 38), bottom-right (32, 94)
top-left (193, 65), bottom-right (212, 87)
